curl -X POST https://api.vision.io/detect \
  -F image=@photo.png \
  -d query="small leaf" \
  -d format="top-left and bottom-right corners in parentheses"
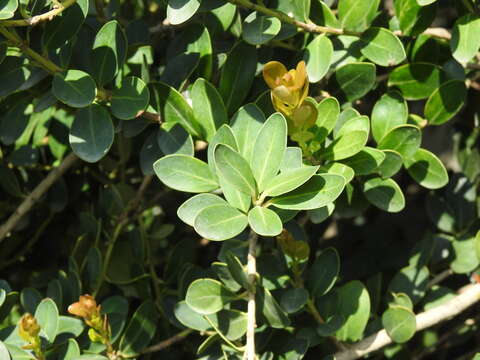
top-left (304, 35), bottom-right (333, 82)
top-left (243, 12), bottom-right (281, 45)
top-left (111, 77), bottom-right (150, 120)
top-left (186, 279), bottom-right (237, 315)
top-left (389, 293), bottom-right (413, 311)
top-left (174, 301), bottom-right (211, 331)
top-left (158, 123), bottom-right (194, 156)
top-left (62, 339), bottom-right (80, 360)
top-left (450, 235), bottom-right (480, 274)
top-left (342, 147), bottom-right (385, 175)
top-left (153, 155), bottom-right (218, 193)
top-left (388, 265), bottom-right (429, 304)
top-left (167, 0), bottom-right (201, 25)
top-left (205, 310), bottom-right (248, 341)
top-left (0, 0), bottom-right (17, 19)
top-left (371, 91), bottom-right (408, 143)
top-left (280, 288), bottom-right (309, 314)
top-left (382, 306), bottom-right (416, 343)
top-left (225, 252), bottom-right (250, 290)
top-left (338, 0), bottom-right (379, 32)
top-left (35, 298), bottom-right (59, 343)
top-left (316, 315), bottom-right (346, 337)
top-left (404, 149), bottom-right (448, 189)
top-left (388, 63), bottom-right (444, 100)
top-left (424, 79), bottom-right (466, 125)
top-left (450, 14), bottom-right (480, 63)
top-left (20, 288), bottom-right (42, 314)
top-left (263, 166), bottom-right (319, 197)
top-left (394, 0), bottom-right (437, 36)
top-left (194, 204), bottom-right (248, 241)
top-left (378, 124), bottom-right (422, 159)
top-left (378, 150), bottom-right (403, 178)
top-left (256, 287), bottom-right (290, 328)
top-left (360, 27), bottom-right (406, 66)
top-left (321, 130), bottom-right (368, 161)
top-left (332, 62), bottom-right (376, 101)
top-left (313, 97), bottom-right (339, 143)
top-left (178, 194), bottom-right (227, 226)
top-left (248, 206), bottom-right (283, 237)
top-left (280, 147), bottom-right (303, 171)
top-left (52, 70), bottom-right (96, 108)
top-left (307, 247), bottom-right (340, 297)
top-left (69, 104), bottom-right (114, 163)
top-left (0, 341), bottom-right (9, 360)
top-left (363, 177), bottom-right (405, 213)
top-left (207, 124), bottom-right (238, 175)
top-left (322, 162), bottom-right (354, 183)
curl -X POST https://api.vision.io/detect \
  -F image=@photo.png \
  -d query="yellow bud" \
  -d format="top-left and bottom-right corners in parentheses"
top-left (18, 313), bottom-right (41, 342)
top-left (68, 294), bottom-right (100, 320)
top-left (88, 328), bottom-right (103, 343)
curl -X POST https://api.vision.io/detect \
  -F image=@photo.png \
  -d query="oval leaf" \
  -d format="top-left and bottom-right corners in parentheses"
top-left (404, 148), bottom-right (448, 189)
top-left (382, 306), bottom-right (416, 343)
top-left (363, 177), bottom-right (405, 213)
top-left (424, 79), bottom-right (466, 125)
top-left (248, 206), bottom-right (283, 237)
top-left (186, 279), bottom-right (236, 315)
top-left (194, 204), bottom-right (248, 241)
top-left (52, 70), bottom-right (96, 108)
top-left (111, 77), bottom-right (150, 120)
top-left (360, 27), bottom-right (406, 67)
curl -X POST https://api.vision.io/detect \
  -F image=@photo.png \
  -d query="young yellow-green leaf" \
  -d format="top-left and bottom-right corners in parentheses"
top-left (338, 0), bottom-right (380, 32)
top-left (394, 0), bottom-right (437, 36)
top-left (321, 130), bottom-right (368, 161)
top-left (158, 123), bottom-right (194, 156)
top-left (178, 194), bottom-right (227, 226)
top-left (52, 70), bottom-right (96, 108)
top-left (191, 78), bottom-right (228, 142)
top-left (371, 91), bottom-right (408, 143)
top-left (363, 177), bottom-right (405, 212)
top-left (243, 12), bottom-right (281, 45)
top-left (307, 247), bottom-right (340, 297)
top-left (194, 204), bottom-right (248, 241)
top-left (382, 306), bottom-right (416, 343)
top-left (91, 20), bottom-right (127, 86)
top-left (314, 97), bottom-right (340, 143)
top-left (248, 206), bottom-right (283, 236)
top-left (342, 147), bottom-right (386, 175)
top-left (332, 62), bottom-right (376, 102)
top-left (321, 162), bottom-right (354, 183)
top-left (263, 166), bottom-right (319, 197)
top-left (69, 104), bottom-right (114, 163)
top-left (186, 279), bottom-right (237, 315)
top-left (111, 77), bottom-right (150, 120)
top-left (167, 0), bottom-right (201, 25)
top-left (35, 298), bottom-right (59, 343)
top-left (251, 113), bottom-right (287, 192)
top-left (304, 35), bottom-right (333, 83)
top-left (230, 104), bottom-right (266, 162)
top-left (424, 80), bottom-right (466, 125)
top-left (378, 124), bottom-right (421, 159)
top-left (404, 148), bottom-right (448, 189)
top-left (450, 14), bottom-right (480, 64)
top-left (256, 287), bottom-right (290, 328)
top-left (378, 150), bottom-right (403, 178)
top-left (360, 27), bottom-right (406, 67)
top-left (270, 174), bottom-right (346, 210)
top-left (215, 144), bottom-right (257, 196)
top-left (153, 155), bottom-right (218, 193)
top-left (388, 63), bottom-right (444, 100)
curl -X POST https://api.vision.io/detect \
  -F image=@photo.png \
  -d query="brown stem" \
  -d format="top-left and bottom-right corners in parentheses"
top-left (141, 329), bottom-right (193, 354)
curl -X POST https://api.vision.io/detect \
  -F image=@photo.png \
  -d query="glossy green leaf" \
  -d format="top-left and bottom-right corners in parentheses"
top-left (167, 0), bottom-right (200, 25)
top-left (311, 0), bottom-right (341, 28)
top-left (321, 162), bottom-right (354, 183)
top-left (360, 27), bottom-right (406, 67)
top-left (20, 288), bottom-right (42, 314)
top-left (174, 301), bottom-right (211, 331)
top-left (417, 0), bottom-right (437, 5)
top-left (62, 339), bottom-right (80, 360)
top-left (220, 43), bottom-right (257, 115)
top-left (304, 35), bottom-right (333, 82)
top-left (388, 265), bottom-right (429, 304)
top-left (378, 150), bottom-right (403, 178)
top-left (450, 14), bottom-right (480, 63)
top-left (316, 314), bottom-right (346, 337)
top-left (91, 20), bottom-right (127, 86)
top-left (191, 78), bottom-right (228, 141)
top-left (248, 206), bottom-right (283, 236)
top-left (212, 262), bottom-right (242, 292)
top-left (256, 287), bottom-right (290, 328)
top-left (224, 253), bottom-right (249, 290)
top-left (263, 166), bottom-right (319, 197)
top-left (0, 100), bottom-right (30, 146)
top-left (332, 62), bottom-right (376, 102)
top-left (280, 288), bottom-right (309, 314)
top-left (378, 124), bottom-right (421, 159)
top-left (243, 12), bottom-right (281, 45)
top-left (270, 174), bottom-right (346, 210)
top-left (4, 344), bottom-right (34, 359)
top-left (389, 293), bottom-right (414, 311)
top-left (363, 177), bottom-right (405, 212)
top-left (404, 148), bottom-right (448, 189)
top-left (0, 0), bottom-right (17, 19)
top-left (382, 306), bottom-right (416, 343)
top-left (251, 113), bottom-right (287, 192)
top-left (119, 301), bottom-right (158, 357)
top-left (178, 194), bottom-right (227, 226)
top-left (158, 123), bottom-right (194, 156)
top-left (308, 203), bottom-right (335, 224)
top-left (186, 279), bottom-right (236, 315)
top-left (153, 155), bottom-right (218, 193)
top-left (69, 104), bottom-right (114, 163)
top-left (111, 77), bottom-right (150, 120)
top-left (335, 115), bottom-right (369, 138)
top-left (52, 70), bottom-right (96, 108)
top-left (388, 63), bottom-right (444, 100)
top-left (314, 97), bottom-right (339, 143)
top-left (35, 298), bottom-right (59, 343)
top-left (394, 0), bottom-right (437, 36)
top-left (307, 247), bottom-right (340, 297)
top-left (338, 0), bottom-right (380, 32)
top-left (207, 124), bottom-right (238, 175)
top-left (342, 147), bottom-right (385, 175)
top-left (371, 91), bottom-right (408, 143)
top-left (194, 204), bottom-right (248, 241)
top-left (139, 132), bottom-right (163, 175)
top-left (424, 79), bottom-right (466, 125)
top-left (206, 310), bottom-right (248, 341)
top-left (450, 235), bottom-right (480, 274)
top-left (321, 130), bottom-right (368, 161)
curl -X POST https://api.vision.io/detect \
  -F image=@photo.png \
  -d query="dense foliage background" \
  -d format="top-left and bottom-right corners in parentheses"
top-left (0, 0), bottom-right (479, 359)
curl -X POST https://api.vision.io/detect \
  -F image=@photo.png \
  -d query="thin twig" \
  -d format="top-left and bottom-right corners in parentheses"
top-left (141, 329), bottom-right (193, 354)
top-left (245, 231), bottom-right (258, 360)
top-left (333, 284), bottom-right (480, 360)
top-left (427, 269), bottom-right (454, 289)
top-left (0, 0), bottom-right (77, 26)
top-left (0, 152), bottom-right (79, 242)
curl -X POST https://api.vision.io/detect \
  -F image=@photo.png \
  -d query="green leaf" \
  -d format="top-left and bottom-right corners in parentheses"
top-left (263, 166), bottom-right (319, 197)
top-left (307, 247), bottom-right (340, 297)
top-left (321, 130), bottom-right (368, 161)
top-left (308, 203), bottom-right (335, 224)
top-left (119, 301), bottom-right (158, 357)
top-left (335, 281), bottom-right (371, 342)
top-left (311, 0), bottom-right (341, 28)
top-left (69, 104), bottom-right (114, 163)
top-left (62, 339), bottom-right (80, 360)
top-left (91, 20), bottom-right (127, 86)
top-left (153, 154), bottom-right (218, 193)
top-left (102, 296), bottom-right (128, 343)
top-left (0, 0), bottom-right (17, 19)
top-left (360, 27), bottom-right (406, 66)
top-left (404, 148), bottom-right (448, 189)
top-left (225, 252), bottom-right (250, 290)
top-left (251, 113), bottom-right (287, 192)
top-left (0, 57), bottom-right (29, 97)
top-left (450, 14), bottom-right (480, 63)
top-left (178, 194), bottom-right (227, 226)
top-left (304, 35), bottom-right (333, 82)
top-left (338, 0), bottom-right (379, 32)
top-left (424, 79), bottom-right (466, 125)
top-left (280, 147), bottom-right (303, 171)
top-left (20, 288), bottom-right (42, 314)
top-left (313, 97), bottom-right (339, 143)
top-left (450, 235), bottom-right (480, 274)
top-left (186, 279), bottom-right (237, 315)
top-left (378, 150), bottom-right (403, 178)
top-left (280, 288), bottom-right (309, 314)
top-left (270, 174), bottom-right (346, 210)
top-left (332, 62), bottom-right (376, 102)
top-left (215, 144), bottom-right (257, 196)
top-left (220, 43), bottom-right (257, 115)
top-left (139, 132), bottom-right (163, 175)
top-left (248, 206), bottom-right (283, 236)
top-left (174, 301), bottom-right (211, 331)
top-left (42, 0), bottom-right (88, 49)
top-left (35, 298), bottom-right (59, 343)
top-left (243, 12), bottom-right (281, 45)
top-left (158, 123), bottom-right (194, 156)
top-left (0, 100), bottom-right (29, 146)
top-left (371, 91), bottom-right (408, 143)
top-left (363, 177), bottom-right (405, 212)
top-left (167, 0), bottom-right (201, 25)
top-left (194, 204), bottom-right (248, 241)
top-left (417, 0), bottom-right (437, 5)
top-left (56, 316), bottom-right (84, 342)
top-left (212, 262), bottom-right (242, 292)
top-left (378, 124), bottom-right (421, 159)
top-left (150, 82), bottom-right (202, 137)
top-left (388, 63), bottom-right (444, 100)
top-left (111, 77), bottom-right (150, 120)
top-left (0, 340), bottom-right (9, 360)
top-left (388, 265), bottom-right (429, 304)
top-left (230, 104), bottom-right (266, 163)
top-left (205, 310), bottom-right (248, 341)
top-left (335, 115), bottom-right (369, 138)
top-left (0, 165), bottom-right (22, 197)
top-left (342, 147), bottom-right (385, 175)
top-left (207, 124), bottom-right (238, 175)
top-left (382, 306), bottom-right (416, 343)
top-left (52, 70), bottom-right (96, 108)
top-left (256, 287), bottom-right (290, 328)
top-left (394, 0), bottom-right (437, 36)
top-left (4, 344), bottom-right (34, 359)
top-left (389, 293), bottom-right (413, 311)
top-left (191, 78), bottom-right (228, 141)
top-left (321, 162), bottom-right (354, 183)
top-left (316, 315), bottom-right (346, 337)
